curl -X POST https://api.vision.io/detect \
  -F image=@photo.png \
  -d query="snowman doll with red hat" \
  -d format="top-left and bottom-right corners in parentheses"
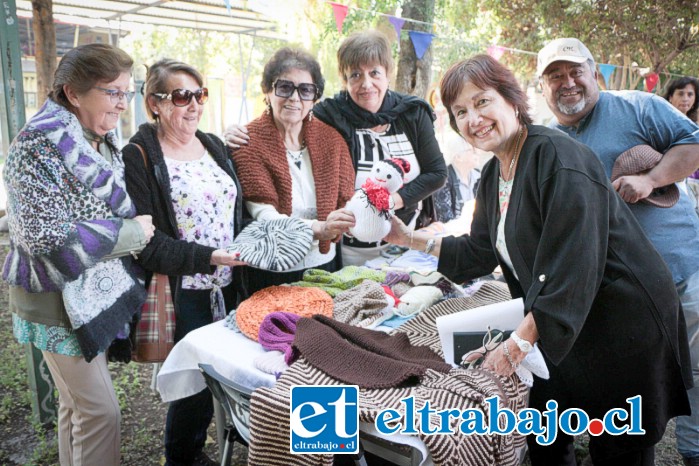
top-left (345, 157), bottom-right (410, 243)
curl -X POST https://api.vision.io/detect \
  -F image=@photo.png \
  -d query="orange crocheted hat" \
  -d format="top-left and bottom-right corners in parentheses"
top-left (236, 286), bottom-right (333, 341)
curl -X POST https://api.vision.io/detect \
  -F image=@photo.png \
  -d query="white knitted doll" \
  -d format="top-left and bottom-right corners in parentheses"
top-left (345, 158), bottom-right (410, 243)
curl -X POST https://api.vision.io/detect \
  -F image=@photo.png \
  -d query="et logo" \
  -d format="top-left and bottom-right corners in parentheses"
top-left (290, 385), bottom-right (359, 454)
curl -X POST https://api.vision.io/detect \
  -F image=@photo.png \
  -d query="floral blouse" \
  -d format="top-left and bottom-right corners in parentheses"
top-left (164, 151), bottom-right (237, 290)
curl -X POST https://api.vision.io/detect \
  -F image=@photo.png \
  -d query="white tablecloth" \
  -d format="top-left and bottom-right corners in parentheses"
top-left (157, 320), bottom-right (276, 403)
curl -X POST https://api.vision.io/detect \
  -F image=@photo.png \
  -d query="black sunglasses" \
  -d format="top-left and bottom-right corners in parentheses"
top-left (152, 88), bottom-right (209, 107)
top-left (272, 79), bottom-right (318, 101)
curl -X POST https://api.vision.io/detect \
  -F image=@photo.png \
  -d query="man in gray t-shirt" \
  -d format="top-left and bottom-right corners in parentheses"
top-left (537, 38), bottom-right (699, 466)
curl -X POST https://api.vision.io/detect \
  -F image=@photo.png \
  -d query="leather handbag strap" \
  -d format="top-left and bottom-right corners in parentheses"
top-left (130, 143), bottom-right (149, 168)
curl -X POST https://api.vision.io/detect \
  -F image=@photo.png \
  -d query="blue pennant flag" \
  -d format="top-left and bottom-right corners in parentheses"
top-left (408, 31), bottom-right (434, 60)
top-left (598, 63), bottom-right (616, 87)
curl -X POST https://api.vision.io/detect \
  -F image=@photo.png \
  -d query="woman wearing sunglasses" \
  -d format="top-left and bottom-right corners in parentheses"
top-left (232, 47), bottom-right (356, 295)
top-left (227, 30), bottom-right (447, 266)
top-left (123, 59), bottom-right (247, 466)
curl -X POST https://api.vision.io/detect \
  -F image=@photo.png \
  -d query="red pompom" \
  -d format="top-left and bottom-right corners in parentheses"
top-left (362, 179), bottom-right (391, 213)
top-left (391, 158), bottom-right (411, 176)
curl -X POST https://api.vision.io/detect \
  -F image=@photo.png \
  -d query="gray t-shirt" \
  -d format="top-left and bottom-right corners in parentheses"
top-left (552, 91), bottom-right (699, 283)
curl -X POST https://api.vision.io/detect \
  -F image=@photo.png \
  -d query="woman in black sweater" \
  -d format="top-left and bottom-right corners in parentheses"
top-left (123, 59), bottom-right (246, 466)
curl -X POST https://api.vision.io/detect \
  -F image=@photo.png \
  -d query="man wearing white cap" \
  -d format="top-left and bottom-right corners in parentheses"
top-left (538, 37), bottom-right (699, 466)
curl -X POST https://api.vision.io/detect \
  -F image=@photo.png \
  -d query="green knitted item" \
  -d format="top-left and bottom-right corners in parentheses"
top-left (289, 266), bottom-right (387, 297)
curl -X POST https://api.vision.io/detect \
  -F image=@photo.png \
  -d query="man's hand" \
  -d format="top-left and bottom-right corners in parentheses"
top-left (612, 174), bottom-right (654, 203)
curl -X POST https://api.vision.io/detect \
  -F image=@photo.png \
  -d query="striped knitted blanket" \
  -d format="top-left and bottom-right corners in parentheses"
top-left (248, 281), bottom-right (529, 465)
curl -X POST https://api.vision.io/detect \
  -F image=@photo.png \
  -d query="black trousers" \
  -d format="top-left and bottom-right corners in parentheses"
top-left (165, 284), bottom-right (237, 466)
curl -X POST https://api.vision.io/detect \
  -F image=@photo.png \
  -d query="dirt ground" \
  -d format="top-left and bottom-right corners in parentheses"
top-left (0, 230), bottom-right (687, 465)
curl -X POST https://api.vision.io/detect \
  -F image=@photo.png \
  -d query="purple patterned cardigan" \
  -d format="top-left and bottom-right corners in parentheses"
top-left (2, 99), bottom-right (145, 361)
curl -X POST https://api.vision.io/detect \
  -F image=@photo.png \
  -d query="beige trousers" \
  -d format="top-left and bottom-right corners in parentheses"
top-left (42, 351), bottom-right (121, 466)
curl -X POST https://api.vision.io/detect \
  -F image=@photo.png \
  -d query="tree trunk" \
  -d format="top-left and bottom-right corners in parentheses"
top-left (394, 0), bottom-right (435, 99)
top-left (32, 0), bottom-right (56, 106)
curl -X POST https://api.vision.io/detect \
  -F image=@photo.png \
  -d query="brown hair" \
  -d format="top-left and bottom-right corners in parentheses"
top-left (440, 54), bottom-right (532, 134)
top-left (143, 59), bottom-right (204, 121)
top-left (663, 76), bottom-right (699, 122)
top-left (261, 47), bottom-right (324, 98)
top-left (337, 29), bottom-right (394, 82)
top-left (49, 43), bottom-right (133, 110)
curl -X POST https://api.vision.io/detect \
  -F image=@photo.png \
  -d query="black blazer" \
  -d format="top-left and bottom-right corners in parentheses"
top-left (439, 125), bottom-right (690, 454)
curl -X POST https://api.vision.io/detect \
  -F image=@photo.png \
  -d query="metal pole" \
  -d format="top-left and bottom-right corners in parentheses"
top-left (1, 0), bottom-right (57, 426)
top-left (1, 0), bottom-right (26, 139)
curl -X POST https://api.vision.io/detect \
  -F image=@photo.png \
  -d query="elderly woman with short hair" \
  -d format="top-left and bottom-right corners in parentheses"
top-left (3, 43), bottom-right (154, 465)
top-left (232, 47), bottom-right (356, 295)
top-left (226, 30), bottom-right (447, 266)
top-left (123, 59), bottom-right (246, 466)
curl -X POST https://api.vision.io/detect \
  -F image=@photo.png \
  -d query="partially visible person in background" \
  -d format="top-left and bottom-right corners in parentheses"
top-left (434, 135), bottom-right (482, 221)
top-left (232, 47), bottom-right (355, 295)
top-left (123, 59), bottom-right (247, 466)
top-left (225, 29), bottom-right (446, 266)
top-left (3, 44), bottom-right (154, 466)
top-left (664, 76), bottom-right (699, 215)
top-left (664, 77), bottom-right (699, 123)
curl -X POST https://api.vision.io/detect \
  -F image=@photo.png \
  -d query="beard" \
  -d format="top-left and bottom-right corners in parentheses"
top-left (556, 88), bottom-right (587, 115)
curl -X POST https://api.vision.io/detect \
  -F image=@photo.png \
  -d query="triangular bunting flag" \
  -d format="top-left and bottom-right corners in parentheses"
top-left (487, 45), bottom-right (505, 61)
top-left (330, 3), bottom-right (349, 34)
top-left (388, 16), bottom-right (406, 39)
top-left (409, 31), bottom-right (434, 60)
top-left (598, 64), bottom-right (616, 87)
top-left (645, 72), bottom-right (659, 92)
top-left (223, 0), bottom-right (231, 15)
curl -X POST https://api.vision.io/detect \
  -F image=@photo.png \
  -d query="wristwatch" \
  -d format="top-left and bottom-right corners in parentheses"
top-left (510, 331), bottom-right (533, 353)
top-left (424, 238), bottom-right (436, 254)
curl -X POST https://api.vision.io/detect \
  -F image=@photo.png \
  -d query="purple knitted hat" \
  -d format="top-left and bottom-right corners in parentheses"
top-left (258, 312), bottom-right (302, 364)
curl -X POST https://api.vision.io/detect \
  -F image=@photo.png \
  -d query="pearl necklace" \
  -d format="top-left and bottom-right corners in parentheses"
top-left (502, 126), bottom-right (525, 181)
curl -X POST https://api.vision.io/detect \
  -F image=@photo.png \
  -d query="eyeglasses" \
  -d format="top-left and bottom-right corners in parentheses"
top-left (460, 327), bottom-right (506, 370)
top-left (152, 88), bottom-right (209, 107)
top-left (272, 79), bottom-right (318, 101)
top-left (94, 86), bottom-right (135, 104)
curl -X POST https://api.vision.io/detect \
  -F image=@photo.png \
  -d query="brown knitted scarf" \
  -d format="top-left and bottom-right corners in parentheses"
top-left (233, 112), bottom-right (355, 253)
top-left (293, 314), bottom-right (452, 389)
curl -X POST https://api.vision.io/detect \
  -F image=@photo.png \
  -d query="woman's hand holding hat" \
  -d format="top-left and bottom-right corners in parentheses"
top-left (211, 249), bottom-right (248, 267)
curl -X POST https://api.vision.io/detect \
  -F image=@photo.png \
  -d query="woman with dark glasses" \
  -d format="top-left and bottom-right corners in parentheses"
top-left (227, 30), bottom-right (447, 266)
top-left (232, 47), bottom-right (356, 295)
top-left (122, 58), bottom-right (247, 466)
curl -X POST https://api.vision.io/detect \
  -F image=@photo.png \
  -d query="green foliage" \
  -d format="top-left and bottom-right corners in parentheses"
top-left (109, 361), bottom-right (144, 413)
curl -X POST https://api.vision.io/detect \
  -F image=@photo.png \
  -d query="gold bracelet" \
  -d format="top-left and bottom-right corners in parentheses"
top-left (409, 231), bottom-right (414, 249)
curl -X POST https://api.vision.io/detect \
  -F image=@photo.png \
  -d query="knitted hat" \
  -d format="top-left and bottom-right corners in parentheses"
top-left (258, 312), bottom-right (301, 364)
top-left (236, 286), bottom-right (333, 341)
top-left (395, 286), bottom-right (443, 317)
top-left (611, 145), bottom-right (679, 208)
top-left (333, 280), bottom-right (393, 328)
top-left (254, 350), bottom-right (289, 377)
top-left (230, 217), bottom-right (313, 271)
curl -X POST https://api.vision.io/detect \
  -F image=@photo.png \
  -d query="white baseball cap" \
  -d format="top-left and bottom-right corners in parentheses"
top-left (537, 38), bottom-right (594, 77)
